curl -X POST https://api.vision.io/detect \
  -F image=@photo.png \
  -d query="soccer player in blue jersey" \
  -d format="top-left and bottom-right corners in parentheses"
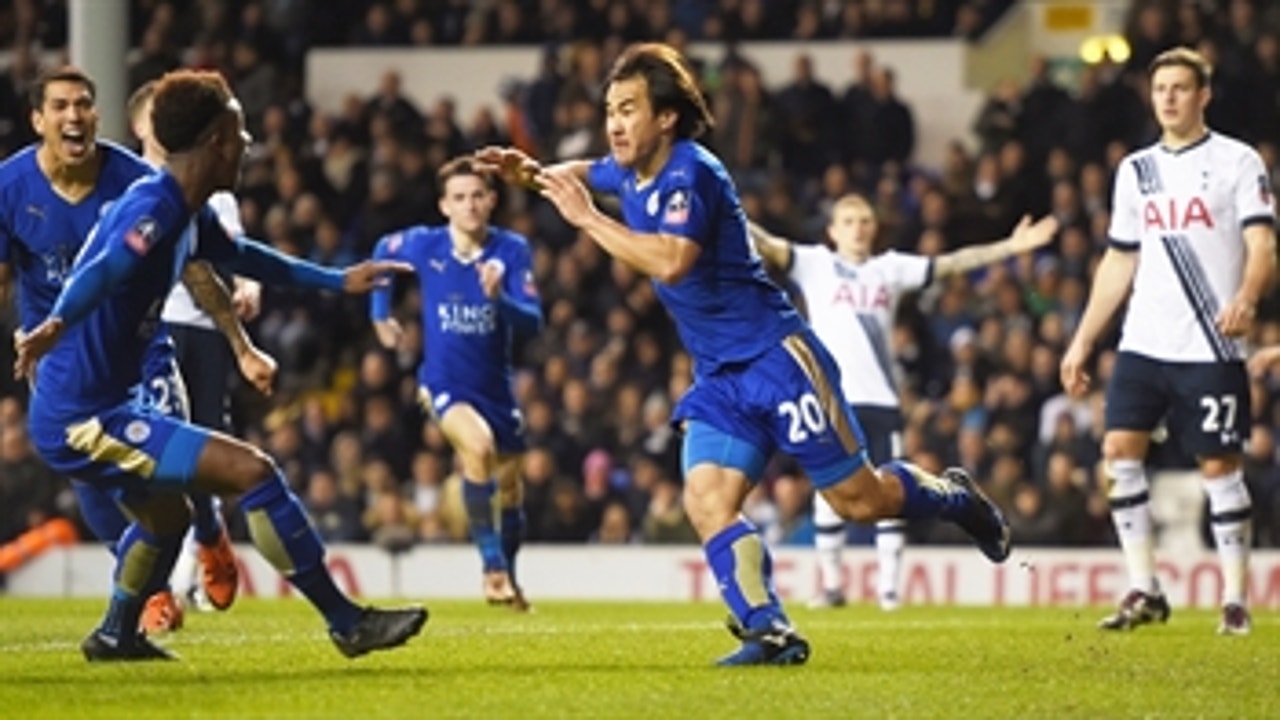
top-left (14, 69), bottom-right (426, 661)
top-left (479, 42), bottom-right (1011, 666)
top-left (0, 66), bottom-right (269, 633)
top-left (370, 157), bottom-right (542, 610)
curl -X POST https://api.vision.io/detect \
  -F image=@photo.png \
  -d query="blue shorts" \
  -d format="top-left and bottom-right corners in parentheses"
top-left (418, 385), bottom-right (526, 455)
top-left (130, 334), bottom-right (191, 421)
top-left (1106, 351), bottom-right (1250, 456)
top-left (32, 402), bottom-right (211, 507)
top-left (674, 329), bottom-right (868, 488)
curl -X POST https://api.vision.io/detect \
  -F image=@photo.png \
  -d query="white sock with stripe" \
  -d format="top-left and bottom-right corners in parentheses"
top-left (1107, 459), bottom-right (1160, 595)
top-left (1204, 470), bottom-right (1251, 607)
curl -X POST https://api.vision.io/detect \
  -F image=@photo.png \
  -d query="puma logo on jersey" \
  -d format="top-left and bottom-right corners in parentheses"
top-left (26, 204), bottom-right (44, 219)
top-left (429, 259), bottom-right (446, 272)
top-left (1142, 196), bottom-right (1213, 231)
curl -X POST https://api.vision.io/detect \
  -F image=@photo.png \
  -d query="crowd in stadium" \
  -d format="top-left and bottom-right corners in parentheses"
top-left (3, 0), bottom-right (1280, 561)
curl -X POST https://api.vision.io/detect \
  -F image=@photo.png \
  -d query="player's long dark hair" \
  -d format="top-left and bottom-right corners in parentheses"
top-left (150, 70), bottom-right (234, 154)
top-left (28, 66), bottom-right (95, 109)
top-left (607, 43), bottom-right (714, 140)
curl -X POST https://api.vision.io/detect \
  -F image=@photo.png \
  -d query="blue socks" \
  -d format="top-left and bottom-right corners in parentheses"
top-left (240, 471), bottom-right (360, 634)
top-left (189, 494), bottom-right (222, 546)
top-left (99, 524), bottom-right (183, 639)
top-left (500, 506), bottom-right (525, 583)
top-left (705, 519), bottom-right (787, 632)
top-left (464, 479), bottom-right (506, 572)
top-left (72, 481), bottom-right (130, 555)
top-left (881, 460), bottom-right (969, 520)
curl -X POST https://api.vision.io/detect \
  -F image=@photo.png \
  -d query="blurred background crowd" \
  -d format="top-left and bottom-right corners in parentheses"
top-left (3, 0), bottom-right (1280, 561)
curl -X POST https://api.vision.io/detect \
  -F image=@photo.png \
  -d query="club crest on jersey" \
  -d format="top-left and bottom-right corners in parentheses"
top-left (1142, 197), bottom-right (1213, 231)
top-left (124, 217), bottom-right (160, 254)
top-left (1260, 175), bottom-right (1273, 207)
top-left (523, 268), bottom-right (538, 296)
top-left (124, 420), bottom-right (151, 444)
top-left (387, 232), bottom-right (404, 253)
top-left (646, 191), bottom-right (659, 217)
top-left (663, 190), bottom-right (689, 225)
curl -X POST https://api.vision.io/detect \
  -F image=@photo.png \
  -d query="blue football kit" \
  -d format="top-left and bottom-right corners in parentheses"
top-left (371, 223), bottom-right (542, 579)
top-left (0, 141), bottom-right (190, 543)
top-left (370, 225), bottom-right (541, 454)
top-left (588, 139), bottom-right (867, 487)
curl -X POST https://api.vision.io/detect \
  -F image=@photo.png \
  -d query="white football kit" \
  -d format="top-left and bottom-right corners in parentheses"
top-left (788, 245), bottom-right (931, 410)
top-left (1109, 132), bottom-right (1275, 363)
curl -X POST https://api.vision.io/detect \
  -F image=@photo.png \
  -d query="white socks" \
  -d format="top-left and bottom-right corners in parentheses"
top-left (813, 492), bottom-right (844, 595)
top-left (1107, 459), bottom-right (1160, 595)
top-left (875, 519), bottom-right (905, 608)
top-left (1204, 470), bottom-right (1252, 607)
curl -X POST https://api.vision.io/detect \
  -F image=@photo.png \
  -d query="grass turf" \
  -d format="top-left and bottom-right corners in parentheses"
top-left (0, 598), bottom-right (1272, 719)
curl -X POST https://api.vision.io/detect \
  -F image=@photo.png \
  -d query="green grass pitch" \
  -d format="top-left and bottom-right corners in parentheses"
top-left (0, 598), bottom-right (1273, 719)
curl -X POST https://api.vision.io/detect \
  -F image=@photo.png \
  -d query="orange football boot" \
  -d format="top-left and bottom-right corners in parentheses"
top-left (198, 530), bottom-right (239, 610)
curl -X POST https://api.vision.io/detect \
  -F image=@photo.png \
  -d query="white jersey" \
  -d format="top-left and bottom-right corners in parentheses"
top-left (1110, 132), bottom-right (1275, 362)
top-left (161, 191), bottom-right (243, 330)
top-left (788, 244), bottom-right (931, 408)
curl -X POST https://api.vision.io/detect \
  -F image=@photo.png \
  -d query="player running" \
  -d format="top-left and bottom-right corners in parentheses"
top-left (15, 69), bottom-right (425, 661)
top-left (371, 157), bottom-right (543, 610)
top-left (479, 42), bottom-right (1011, 666)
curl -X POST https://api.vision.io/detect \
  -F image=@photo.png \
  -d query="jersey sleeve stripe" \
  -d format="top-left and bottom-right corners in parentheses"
top-left (1108, 237), bottom-right (1140, 252)
top-left (1241, 214), bottom-right (1275, 230)
top-left (1161, 235), bottom-right (1238, 361)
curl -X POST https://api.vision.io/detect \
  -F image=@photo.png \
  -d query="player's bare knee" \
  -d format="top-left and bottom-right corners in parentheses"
top-left (1200, 455), bottom-right (1241, 478)
top-left (229, 446), bottom-right (277, 491)
top-left (681, 476), bottom-right (734, 537)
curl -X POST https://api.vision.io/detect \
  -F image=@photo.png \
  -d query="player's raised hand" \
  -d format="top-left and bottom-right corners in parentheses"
top-left (1059, 341), bottom-right (1091, 398)
top-left (373, 318), bottom-right (404, 350)
top-left (236, 344), bottom-right (277, 397)
top-left (342, 260), bottom-right (415, 294)
top-left (478, 259), bottom-right (505, 299)
top-left (474, 146), bottom-right (542, 189)
top-left (1009, 215), bottom-right (1060, 253)
top-left (537, 168), bottom-right (596, 228)
top-left (1216, 294), bottom-right (1257, 338)
top-left (14, 317), bottom-right (63, 381)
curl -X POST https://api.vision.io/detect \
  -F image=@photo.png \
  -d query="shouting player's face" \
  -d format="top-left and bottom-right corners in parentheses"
top-left (604, 76), bottom-right (675, 172)
top-left (440, 173), bottom-right (495, 234)
top-left (1150, 65), bottom-right (1209, 138)
top-left (828, 201), bottom-right (878, 261)
top-left (32, 80), bottom-right (98, 166)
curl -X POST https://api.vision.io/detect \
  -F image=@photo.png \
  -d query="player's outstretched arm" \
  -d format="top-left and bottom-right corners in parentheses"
top-left (473, 146), bottom-right (590, 189)
top-left (1059, 247), bottom-right (1139, 396)
top-left (1218, 224), bottom-right (1277, 337)
top-left (208, 232), bottom-right (413, 294)
top-left (181, 261), bottom-right (276, 396)
top-left (933, 215), bottom-right (1059, 279)
top-left (746, 220), bottom-right (793, 270)
top-left (536, 167), bottom-right (700, 284)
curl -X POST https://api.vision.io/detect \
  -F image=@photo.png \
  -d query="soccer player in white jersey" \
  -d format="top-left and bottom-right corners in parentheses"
top-left (1061, 47), bottom-right (1276, 635)
top-left (752, 195), bottom-right (1057, 609)
top-left (128, 81), bottom-right (268, 627)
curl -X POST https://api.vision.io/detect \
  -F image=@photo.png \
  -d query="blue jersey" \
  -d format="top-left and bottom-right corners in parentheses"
top-left (587, 140), bottom-right (803, 376)
top-left (0, 141), bottom-right (153, 331)
top-left (370, 225), bottom-right (542, 407)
